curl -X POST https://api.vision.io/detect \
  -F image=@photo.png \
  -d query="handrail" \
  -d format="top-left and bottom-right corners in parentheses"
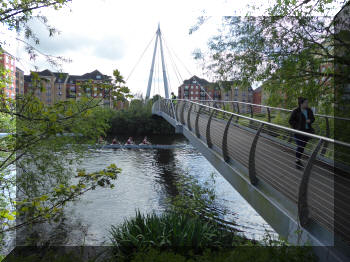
top-left (176, 99), bottom-right (350, 121)
top-left (155, 98), bottom-right (350, 246)
top-left (166, 99), bottom-right (350, 148)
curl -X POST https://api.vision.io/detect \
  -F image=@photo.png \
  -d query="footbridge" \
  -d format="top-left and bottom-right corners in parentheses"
top-left (152, 98), bottom-right (350, 262)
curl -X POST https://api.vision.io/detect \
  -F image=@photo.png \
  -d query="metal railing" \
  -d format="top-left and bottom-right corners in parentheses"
top-left (154, 98), bottom-right (350, 246)
top-left (176, 98), bottom-right (350, 156)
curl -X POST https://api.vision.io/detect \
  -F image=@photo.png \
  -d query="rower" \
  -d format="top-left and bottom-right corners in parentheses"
top-left (140, 136), bottom-right (151, 145)
top-left (125, 137), bottom-right (134, 145)
top-left (111, 138), bottom-right (119, 145)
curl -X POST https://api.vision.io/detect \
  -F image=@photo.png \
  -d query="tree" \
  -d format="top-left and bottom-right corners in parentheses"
top-left (191, 1), bottom-right (349, 113)
top-left (0, 0), bottom-right (132, 252)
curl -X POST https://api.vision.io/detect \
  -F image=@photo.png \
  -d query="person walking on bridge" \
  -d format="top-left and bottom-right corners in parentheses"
top-left (289, 97), bottom-right (315, 170)
top-left (171, 92), bottom-right (177, 104)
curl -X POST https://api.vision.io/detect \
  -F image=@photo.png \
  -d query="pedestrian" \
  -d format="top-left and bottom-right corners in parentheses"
top-left (171, 92), bottom-right (177, 105)
top-left (288, 97), bottom-right (315, 170)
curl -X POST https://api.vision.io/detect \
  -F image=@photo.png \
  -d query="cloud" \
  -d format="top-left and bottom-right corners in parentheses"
top-left (26, 18), bottom-right (125, 61)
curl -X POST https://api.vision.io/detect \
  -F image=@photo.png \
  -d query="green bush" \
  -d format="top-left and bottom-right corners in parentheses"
top-left (107, 99), bottom-right (174, 136)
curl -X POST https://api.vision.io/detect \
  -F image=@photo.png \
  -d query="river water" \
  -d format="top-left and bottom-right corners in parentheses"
top-left (63, 135), bottom-right (276, 245)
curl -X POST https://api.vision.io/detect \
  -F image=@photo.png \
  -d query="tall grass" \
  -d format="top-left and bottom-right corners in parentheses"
top-left (109, 210), bottom-right (245, 257)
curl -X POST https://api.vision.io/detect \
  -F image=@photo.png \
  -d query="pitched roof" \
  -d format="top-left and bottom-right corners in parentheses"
top-left (38, 69), bottom-right (54, 77)
top-left (183, 75), bottom-right (211, 86)
top-left (53, 72), bottom-right (68, 83)
top-left (79, 70), bottom-right (110, 81)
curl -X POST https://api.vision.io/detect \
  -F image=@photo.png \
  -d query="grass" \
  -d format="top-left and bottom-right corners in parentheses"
top-left (109, 210), bottom-right (246, 256)
top-left (108, 210), bottom-right (316, 262)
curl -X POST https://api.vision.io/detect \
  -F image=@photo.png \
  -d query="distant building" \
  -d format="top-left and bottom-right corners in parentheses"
top-left (0, 48), bottom-right (16, 99)
top-left (15, 67), bottom-right (24, 95)
top-left (178, 75), bottom-right (212, 100)
top-left (24, 69), bottom-right (117, 108)
top-left (177, 76), bottom-right (253, 113)
top-left (253, 86), bottom-right (262, 113)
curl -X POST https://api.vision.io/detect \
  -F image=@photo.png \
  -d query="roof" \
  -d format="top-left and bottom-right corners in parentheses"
top-left (183, 75), bottom-right (211, 86)
top-left (67, 75), bottom-right (80, 83)
top-left (79, 70), bottom-right (110, 81)
top-left (38, 69), bottom-right (54, 77)
top-left (23, 69), bottom-right (112, 84)
top-left (53, 72), bottom-right (68, 83)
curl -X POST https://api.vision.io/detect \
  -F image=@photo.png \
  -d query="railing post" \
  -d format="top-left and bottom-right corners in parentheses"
top-left (267, 108), bottom-right (271, 122)
top-left (170, 100), bottom-right (178, 122)
top-left (175, 102), bottom-right (179, 121)
top-left (321, 117), bottom-right (330, 156)
top-left (187, 103), bottom-right (194, 131)
top-left (298, 139), bottom-right (324, 227)
top-left (180, 101), bottom-right (186, 124)
top-left (195, 105), bottom-right (203, 138)
top-left (206, 109), bottom-right (216, 148)
top-left (235, 102), bottom-right (240, 123)
top-left (222, 114), bottom-right (234, 162)
top-left (250, 104), bottom-right (254, 118)
top-left (248, 123), bottom-right (264, 186)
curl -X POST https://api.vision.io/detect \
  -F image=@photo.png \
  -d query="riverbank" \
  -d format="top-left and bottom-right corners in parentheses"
top-left (107, 99), bottom-right (175, 136)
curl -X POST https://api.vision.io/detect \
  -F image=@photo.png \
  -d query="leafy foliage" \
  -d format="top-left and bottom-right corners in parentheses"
top-left (1, 64), bottom-right (130, 254)
top-left (108, 97), bottom-right (174, 136)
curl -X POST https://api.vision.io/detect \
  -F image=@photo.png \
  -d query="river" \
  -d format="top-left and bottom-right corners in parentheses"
top-left (63, 134), bottom-right (276, 245)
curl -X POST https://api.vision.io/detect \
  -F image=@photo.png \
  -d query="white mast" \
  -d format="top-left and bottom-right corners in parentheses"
top-left (145, 24), bottom-right (170, 100)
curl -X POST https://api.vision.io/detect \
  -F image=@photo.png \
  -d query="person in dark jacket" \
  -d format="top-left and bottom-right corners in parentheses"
top-left (288, 97), bottom-right (315, 170)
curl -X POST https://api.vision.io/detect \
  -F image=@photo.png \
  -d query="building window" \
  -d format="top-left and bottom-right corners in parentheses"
top-left (184, 85), bottom-right (189, 90)
top-left (96, 75), bottom-right (101, 79)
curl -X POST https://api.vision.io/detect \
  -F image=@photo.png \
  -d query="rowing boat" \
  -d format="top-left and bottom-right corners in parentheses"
top-left (89, 144), bottom-right (185, 149)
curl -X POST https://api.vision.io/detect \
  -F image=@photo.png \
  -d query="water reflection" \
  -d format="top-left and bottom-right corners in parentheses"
top-left (11, 135), bottom-right (276, 249)
top-left (67, 135), bottom-right (276, 245)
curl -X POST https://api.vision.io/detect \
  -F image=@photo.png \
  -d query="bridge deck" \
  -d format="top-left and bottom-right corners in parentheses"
top-left (153, 100), bottom-right (350, 259)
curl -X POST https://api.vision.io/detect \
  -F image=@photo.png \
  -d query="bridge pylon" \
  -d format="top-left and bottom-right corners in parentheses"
top-left (146, 24), bottom-right (170, 100)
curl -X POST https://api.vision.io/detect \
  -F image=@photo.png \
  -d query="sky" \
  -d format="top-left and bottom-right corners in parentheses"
top-left (2, 0), bottom-right (267, 97)
top-left (1, 0), bottom-right (345, 97)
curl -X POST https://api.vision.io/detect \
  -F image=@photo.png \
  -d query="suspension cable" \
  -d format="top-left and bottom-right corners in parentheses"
top-left (162, 33), bottom-right (192, 77)
top-left (163, 37), bottom-right (183, 85)
top-left (162, 32), bottom-right (214, 101)
top-left (126, 33), bottom-right (156, 82)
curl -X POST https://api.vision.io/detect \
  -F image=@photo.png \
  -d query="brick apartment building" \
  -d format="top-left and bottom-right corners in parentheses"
top-left (15, 67), bottom-right (25, 95)
top-left (23, 69), bottom-right (128, 109)
top-left (178, 76), bottom-right (253, 113)
top-left (0, 49), bottom-right (17, 99)
top-left (178, 75), bottom-right (215, 100)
